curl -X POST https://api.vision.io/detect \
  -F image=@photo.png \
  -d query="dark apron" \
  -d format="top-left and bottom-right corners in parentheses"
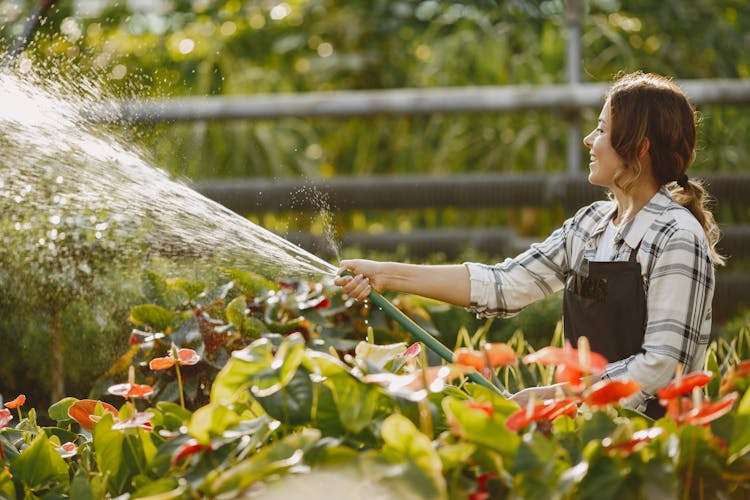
top-left (563, 243), bottom-right (664, 419)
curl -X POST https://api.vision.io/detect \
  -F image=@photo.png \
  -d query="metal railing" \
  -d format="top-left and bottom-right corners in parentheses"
top-left (192, 173), bottom-right (750, 323)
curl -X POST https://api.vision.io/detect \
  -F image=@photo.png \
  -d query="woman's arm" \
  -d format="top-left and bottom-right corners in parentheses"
top-left (335, 260), bottom-right (471, 306)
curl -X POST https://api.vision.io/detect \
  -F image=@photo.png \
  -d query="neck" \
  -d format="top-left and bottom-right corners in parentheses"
top-left (612, 183), bottom-right (659, 226)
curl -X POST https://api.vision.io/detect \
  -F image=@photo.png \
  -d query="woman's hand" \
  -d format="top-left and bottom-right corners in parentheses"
top-left (334, 259), bottom-right (384, 301)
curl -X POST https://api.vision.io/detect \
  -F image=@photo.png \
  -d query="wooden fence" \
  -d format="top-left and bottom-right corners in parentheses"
top-left (194, 173), bottom-right (750, 323)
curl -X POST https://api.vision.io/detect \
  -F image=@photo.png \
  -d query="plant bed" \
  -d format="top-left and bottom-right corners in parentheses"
top-left (1, 271), bottom-right (750, 499)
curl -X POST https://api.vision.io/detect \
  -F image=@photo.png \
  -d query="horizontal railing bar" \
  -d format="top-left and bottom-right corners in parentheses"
top-left (192, 172), bottom-right (750, 213)
top-left (93, 79), bottom-right (750, 123)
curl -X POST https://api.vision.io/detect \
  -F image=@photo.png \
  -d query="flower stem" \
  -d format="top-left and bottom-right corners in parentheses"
top-left (176, 362), bottom-right (185, 409)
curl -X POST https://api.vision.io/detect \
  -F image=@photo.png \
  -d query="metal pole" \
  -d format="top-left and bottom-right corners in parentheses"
top-left (5, 0), bottom-right (57, 65)
top-left (564, 0), bottom-right (584, 174)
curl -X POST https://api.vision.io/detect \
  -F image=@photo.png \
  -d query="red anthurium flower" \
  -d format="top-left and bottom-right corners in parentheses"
top-left (656, 371), bottom-right (713, 402)
top-left (505, 397), bottom-right (581, 432)
top-left (603, 427), bottom-right (663, 456)
top-left (682, 392), bottom-right (738, 426)
top-left (553, 363), bottom-right (585, 389)
top-left (585, 379), bottom-right (641, 407)
top-left (665, 392), bottom-right (738, 426)
top-left (469, 472), bottom-right (497, 500)
top-left (55, 442), bottom-right (78, 459)
top-left (396, 342), bottom-right (422, 360)
top-left (466, 401), bottom-right (494, 418)
top-left (149, 348), bottom-right (200, 371)
top-left (108, 383), bottom-right (154, 399)
top-left (544, 398), bottom-right (580, 420)
top-left (454, 343), bottom-right (516, 371)
top-left (4, 394), bottom-right (25, 409)
top-left (171, 438), bottom-right (211, 465)
top-left (523, 342), bottom-right (608, 374)
top-left (0, 409), bottom-right (12, 429)
top-left (112, 412), bottom-right (155, 431)
top-left (68, 399), bottom-right (119, 432)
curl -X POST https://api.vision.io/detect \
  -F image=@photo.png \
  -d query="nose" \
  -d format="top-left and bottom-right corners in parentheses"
top-left (583, 130), bottom-right (594, 148)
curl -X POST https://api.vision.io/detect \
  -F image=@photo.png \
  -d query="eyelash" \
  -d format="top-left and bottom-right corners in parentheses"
top-left (595, 127), bottom-right (604, 133)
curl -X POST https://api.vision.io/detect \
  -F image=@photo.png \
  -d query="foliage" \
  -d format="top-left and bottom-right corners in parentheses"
top-left (1, 0), bottom-right (748, 182)
top-left (2, 272), bottom-right (750, 498)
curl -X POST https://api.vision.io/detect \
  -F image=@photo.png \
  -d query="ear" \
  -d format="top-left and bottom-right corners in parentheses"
top-left (637, 137), bottom-right (650, 159)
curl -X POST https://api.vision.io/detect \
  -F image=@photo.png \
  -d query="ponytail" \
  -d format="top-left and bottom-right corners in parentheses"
top-left (670, 178), bottom-right (725, 266)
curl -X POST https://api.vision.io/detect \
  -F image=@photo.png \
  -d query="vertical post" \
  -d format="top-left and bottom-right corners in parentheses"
top-left (564, 0), bottom-right (583, 175)
top-left (4, 0), bottom-right (57, 64)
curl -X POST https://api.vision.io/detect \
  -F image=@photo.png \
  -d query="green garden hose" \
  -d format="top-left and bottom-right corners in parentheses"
top-left (343, 271), bottom-right (507, 396)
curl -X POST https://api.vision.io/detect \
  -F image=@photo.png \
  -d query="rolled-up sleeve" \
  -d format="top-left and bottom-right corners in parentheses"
top-left (464, 223), bottom-right (570, 318)
top-left (606, 228), bottom-right (714, 406)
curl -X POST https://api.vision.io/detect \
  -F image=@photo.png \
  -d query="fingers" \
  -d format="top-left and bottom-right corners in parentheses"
top-left (333, 273), bottom-right (371, 301)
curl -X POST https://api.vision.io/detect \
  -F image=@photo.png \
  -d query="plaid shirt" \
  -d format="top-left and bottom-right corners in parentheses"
top-left (465, 187), bottom-right (715, 410)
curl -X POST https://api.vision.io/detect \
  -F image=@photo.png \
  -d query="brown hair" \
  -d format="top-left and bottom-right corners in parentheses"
top-left (606, 71), bottom-right (725, 265)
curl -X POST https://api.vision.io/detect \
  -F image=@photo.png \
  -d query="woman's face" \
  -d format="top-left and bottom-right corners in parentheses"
top-left (583, 100), bottom-right (624, 189)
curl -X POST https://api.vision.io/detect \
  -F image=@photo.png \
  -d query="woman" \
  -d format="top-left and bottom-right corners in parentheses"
top-left (334, 72), bottom-right (723, 418)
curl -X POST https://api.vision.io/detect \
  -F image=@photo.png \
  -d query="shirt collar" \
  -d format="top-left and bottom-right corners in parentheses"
top-left (618, 187), bottom-right (673, 249)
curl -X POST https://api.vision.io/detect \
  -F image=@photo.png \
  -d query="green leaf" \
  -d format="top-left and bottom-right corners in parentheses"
top-left (380, 414), bottom-right (448, 499)
top-left (705, 348), bottom-right (720, 398)
top-left (442, 396), bottom-right (519, 459)
top-left (211, 338), bottom-right (274, 403)
top-left (325, 372), bottom-right (382, 434)
top-left (225, 295), bottom-right (248, 331)
top-left (48, 397), bottom-right (77, 424)
top-left (93, 413), bottom-right (143, 496)
top-left (166, 277), bottom-right (206, 301)
top-left (131, 477), bottom-right (185, 499)
top-left (69, 474), bottom-right (96, 500)
top-left (188, 403), bottom-right (241, 444)
top-left (128, 304), bottom-right (176, 332)
top-left (221, 268), bottom-right (277, 297)
top-left (206, 428), bottom-right (321, 496)
top-left (580, 411), bottom-right (617, 444)
top-left (255, 367), bottom-right (313, 426)
top-left (141, 270), bottom-right (187, 309)
top-left (8, 432), bottom-right (68, 491)
top-left (0, 467), bottom-right (16, 500)
top-left (577, 444), bottom-right (625, 500)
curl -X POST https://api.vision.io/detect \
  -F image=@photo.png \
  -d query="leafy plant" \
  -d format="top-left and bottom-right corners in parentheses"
top-left (2, 272), bottom-right (750, 498)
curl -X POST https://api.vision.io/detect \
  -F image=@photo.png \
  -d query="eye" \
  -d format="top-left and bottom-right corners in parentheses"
top-left (596, 127), bottom-right (604, 133)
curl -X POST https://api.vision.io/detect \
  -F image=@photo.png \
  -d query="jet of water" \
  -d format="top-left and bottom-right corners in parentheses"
top-left (0, 66), bottom-right (338, 284)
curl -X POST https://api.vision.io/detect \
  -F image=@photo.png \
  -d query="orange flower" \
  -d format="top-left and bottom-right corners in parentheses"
top-left (666, 392), bottom-right (738, 426)
top-left (4, 394), bottom-right (25, 409)
top-left (505, 396), bottom-right (580, 432)
top-left (523, 340), bottom-right (608, 390)
top-left (523, 342), bottom-right (608, 374)
top-left (656, 371), bottom-right (713, 402)
top-left (112, 412), bottom-right (154, 431)
top-left (149, 348), bottom-right (200, 371)
top-left (603, 427), bottom-right (663, 456)
top-left (68, 399), bottom-right (119, 432)
top-left (108, 383), bottom-right (154, 399)
top-left (454, 343), bottom-right (516, 371)
top-left (171, 438), bottom-right (211, 465)
top-left (585, 379), bottom-right (641, 407)
top-left (466, 401), bottom-right (494, 418)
